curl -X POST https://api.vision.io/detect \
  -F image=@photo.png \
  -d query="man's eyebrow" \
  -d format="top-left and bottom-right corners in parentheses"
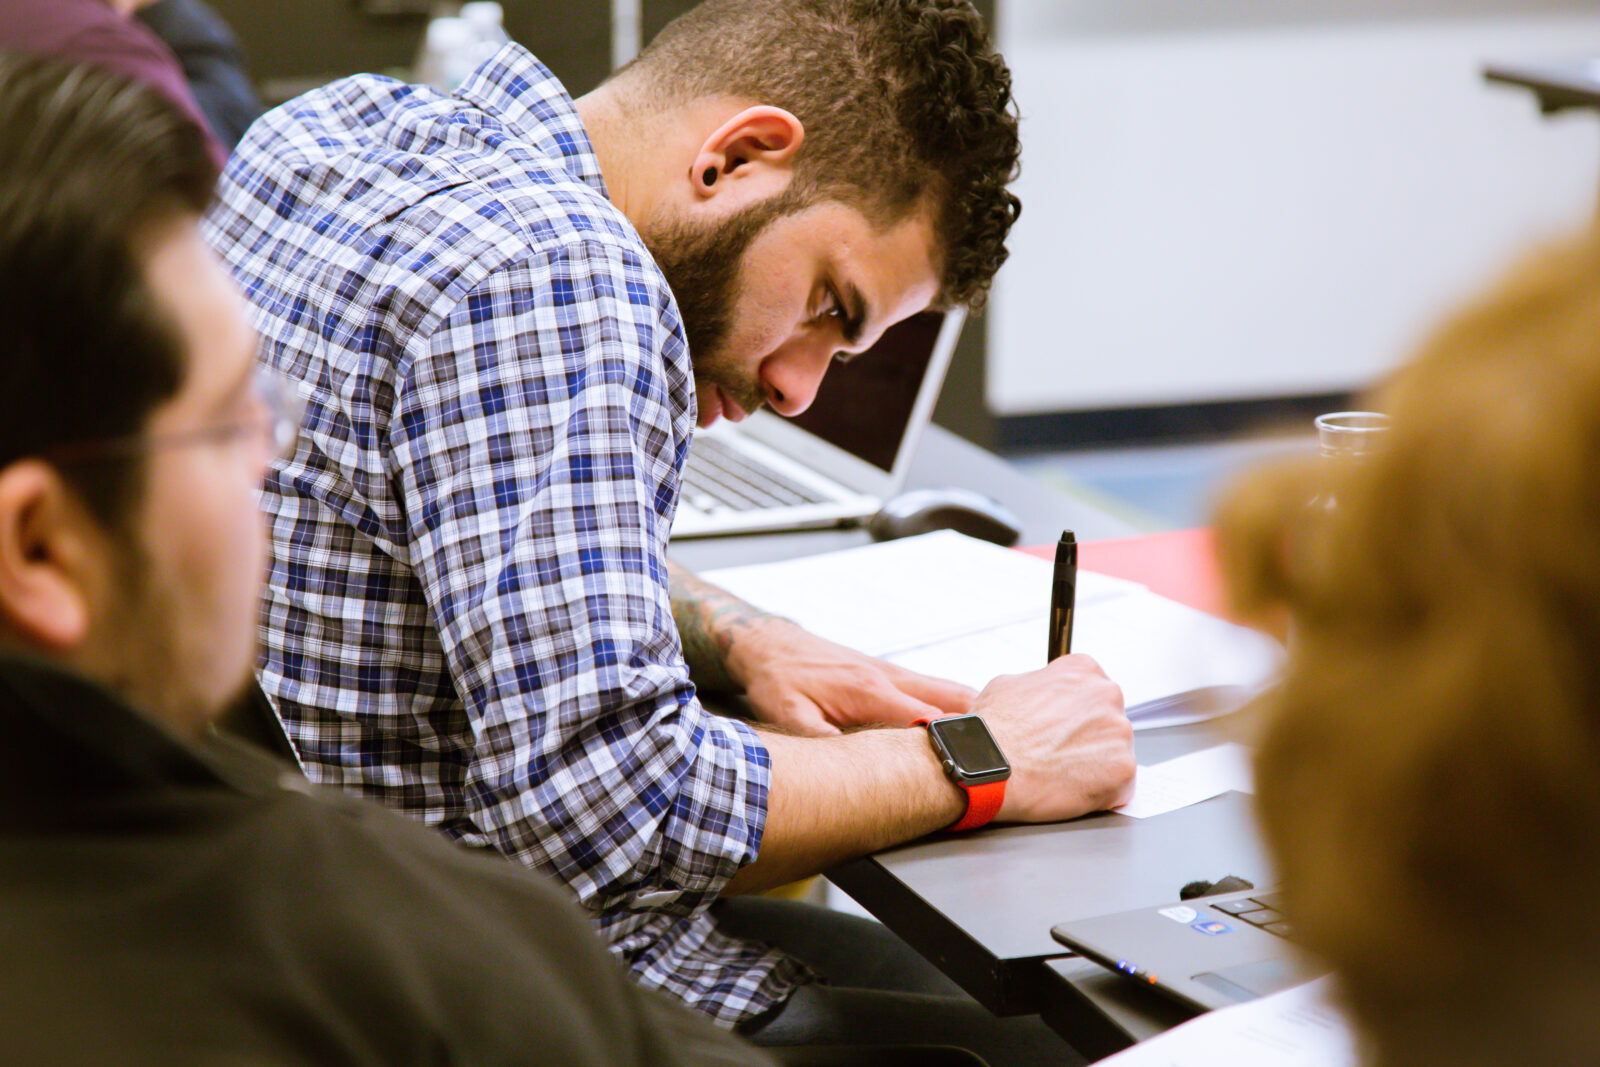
top-left (840, 281), bottom-right (868, 347)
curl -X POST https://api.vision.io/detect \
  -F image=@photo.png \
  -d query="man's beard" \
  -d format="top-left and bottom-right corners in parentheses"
top-left (644, 189), bottom-right (806, 415)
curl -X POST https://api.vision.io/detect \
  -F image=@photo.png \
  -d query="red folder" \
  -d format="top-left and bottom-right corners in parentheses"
top-left (1021, 527), bottom-right (1222, 618)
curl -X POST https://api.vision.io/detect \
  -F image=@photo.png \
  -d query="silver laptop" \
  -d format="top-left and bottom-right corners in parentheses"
top-left (1052, 886), bottom-right (1327, 1013)
top-left (671, 308), bottom-right (964, 538)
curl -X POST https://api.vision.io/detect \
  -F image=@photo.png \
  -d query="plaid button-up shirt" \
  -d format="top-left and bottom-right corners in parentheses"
top-left (202, 44), bottom-right (806, 1025)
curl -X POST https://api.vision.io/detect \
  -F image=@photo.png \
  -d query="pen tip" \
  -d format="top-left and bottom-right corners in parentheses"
top-left (1060, 530), bottom-right (1075, 544)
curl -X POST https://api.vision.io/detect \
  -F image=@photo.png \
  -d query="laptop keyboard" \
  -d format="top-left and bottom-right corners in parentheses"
top-left (681, 434), bottom-right (829, 513)
top-left (1211, 892), bottom-right (1292, 939)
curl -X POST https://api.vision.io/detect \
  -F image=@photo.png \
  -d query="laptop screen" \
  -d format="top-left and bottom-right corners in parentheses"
top-left (782, 310), bottom-right (945, 474)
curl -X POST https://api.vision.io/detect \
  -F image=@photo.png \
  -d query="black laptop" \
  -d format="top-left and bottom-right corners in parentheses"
top-left (1051, 886), bottom-right (1328, 1013)
top-left (671, 309), bottom-right (963, 538)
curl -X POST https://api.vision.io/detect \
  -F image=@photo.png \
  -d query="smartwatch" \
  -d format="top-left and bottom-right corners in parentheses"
top-left (914, 713), bottom-right (1011, 831)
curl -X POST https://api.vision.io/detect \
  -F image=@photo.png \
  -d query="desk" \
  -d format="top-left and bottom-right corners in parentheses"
top-left (827, 725), bottom-right (1268, 1060)
top-left (672, 425), bottom-right (1263, 1060)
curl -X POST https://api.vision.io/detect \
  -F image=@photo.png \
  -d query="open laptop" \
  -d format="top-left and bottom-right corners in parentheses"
top-left (671, 308), bottom-right (964, 538)
top-left (1052, 886), bottom-right (1328, 1013)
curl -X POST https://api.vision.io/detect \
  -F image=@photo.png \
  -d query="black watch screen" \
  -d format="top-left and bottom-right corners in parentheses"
top-left (927, 714), bottom-right (1010, 785)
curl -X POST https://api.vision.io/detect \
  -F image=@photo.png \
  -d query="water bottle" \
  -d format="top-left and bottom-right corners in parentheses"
top-left (417, 16), bottom-right (478, 92)
top-left (461, 1), bottom-right (510, 65)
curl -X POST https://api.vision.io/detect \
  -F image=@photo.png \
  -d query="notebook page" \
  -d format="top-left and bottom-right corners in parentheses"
top-left (701, 530), bottom-right (1140, 658)
top-left (700, 531), bottom-right (1280, 726)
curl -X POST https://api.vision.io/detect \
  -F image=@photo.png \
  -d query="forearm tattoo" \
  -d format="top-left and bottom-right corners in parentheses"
top-left (668, 563), bottom-right (776, 693)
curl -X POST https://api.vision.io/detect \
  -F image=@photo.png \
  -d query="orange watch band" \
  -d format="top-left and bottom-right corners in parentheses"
top-left (913, 718), bottom-right (1008, 832)
top-left (948, 778), bottom-right (1006, 831)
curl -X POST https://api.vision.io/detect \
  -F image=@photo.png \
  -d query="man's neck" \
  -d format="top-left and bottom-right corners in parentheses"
top-left (575, 82), bottom-right (754, 233)
top-left (574, 84), bottom-right (660, 228)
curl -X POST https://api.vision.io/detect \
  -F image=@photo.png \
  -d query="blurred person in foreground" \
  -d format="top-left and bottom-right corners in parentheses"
top-left (0, 51), bottom-right (768, 1066)
top-left (1214, 219), bottom-right (1600, 1066)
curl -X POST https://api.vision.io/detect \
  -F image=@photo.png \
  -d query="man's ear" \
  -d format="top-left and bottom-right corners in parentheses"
top-left (0, 461), bottom-right (102, 651)
top-left (690, 106), bottom-right (805, 201)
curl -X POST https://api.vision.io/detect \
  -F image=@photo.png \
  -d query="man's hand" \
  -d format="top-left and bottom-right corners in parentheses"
top-left (728, 615), bottom-right (974, 734)
top-left (979, 654), bottom-right (1137, 823)
top-left (668, 562), bottom-right (973, 734)
top-left (725, 652), bottom-right (1136, 892)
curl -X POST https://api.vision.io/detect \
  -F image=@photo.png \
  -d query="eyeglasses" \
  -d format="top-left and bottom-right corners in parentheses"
top-left (44, 367), bottom-right (305, 466)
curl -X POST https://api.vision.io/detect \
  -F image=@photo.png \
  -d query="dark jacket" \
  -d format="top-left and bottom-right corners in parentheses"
top-left (0, 656), bottom-right (771, 1066)
top-left (135, 0), bottom-right (263, 149)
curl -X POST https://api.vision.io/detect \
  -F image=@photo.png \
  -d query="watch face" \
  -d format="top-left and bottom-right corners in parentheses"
top-left (931, 715), bottom-right (1009, 779)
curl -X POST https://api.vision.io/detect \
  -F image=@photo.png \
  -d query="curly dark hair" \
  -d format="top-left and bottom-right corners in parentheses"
top-left (624, 0), bottom-right (1022, 309)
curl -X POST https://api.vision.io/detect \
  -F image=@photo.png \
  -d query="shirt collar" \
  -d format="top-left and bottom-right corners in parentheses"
top-left (454, 42), bottom-right (610, 199)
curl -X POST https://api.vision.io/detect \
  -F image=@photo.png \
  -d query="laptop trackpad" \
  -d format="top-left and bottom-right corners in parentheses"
top-left (1193, 958), bottom-right (1307, 1003)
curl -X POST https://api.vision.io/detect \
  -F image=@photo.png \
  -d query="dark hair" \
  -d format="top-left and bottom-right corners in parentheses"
top-left (0, 52), bottom-right (218, 523)
top-left (624, 0), bottom-right (1021, 309)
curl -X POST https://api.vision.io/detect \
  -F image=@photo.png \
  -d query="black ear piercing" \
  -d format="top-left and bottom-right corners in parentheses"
top-left (702, 167), bottom-right (717, 187)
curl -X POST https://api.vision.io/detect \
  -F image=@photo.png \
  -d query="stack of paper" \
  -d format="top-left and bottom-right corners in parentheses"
top-left (1118, 742), bottom-right (1256, 818)
top-left (701, 530), bottom-right (1282, 730)
top-left (1098, 975), bottom-right (1358, 1066)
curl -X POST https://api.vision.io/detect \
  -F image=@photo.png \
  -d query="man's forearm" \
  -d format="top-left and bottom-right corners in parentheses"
top-left (722, 655), bottom-right (1140, 892)
top-left (723, 725), bottom-right (966, 893)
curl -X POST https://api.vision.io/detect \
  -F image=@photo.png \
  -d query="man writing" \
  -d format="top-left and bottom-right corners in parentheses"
top-left (206, 0), bottom-right (1134, 1056)
top-left (0, 52), bottom-right (769, 1064)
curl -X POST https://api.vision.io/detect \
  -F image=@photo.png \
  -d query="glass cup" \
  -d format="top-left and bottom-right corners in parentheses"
top-left (1307, 410), bottom-right (1390, 519)
top-left (1314, 411), bottom-right (1391, 459)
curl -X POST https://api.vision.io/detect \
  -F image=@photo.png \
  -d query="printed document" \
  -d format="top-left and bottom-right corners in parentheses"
top-left (1118, 742), bottom-right (1255, 819)
top-left (700, 531), bottom-right (1281, 728)
top-left (1097, 975), bottom-right (1358, 1067)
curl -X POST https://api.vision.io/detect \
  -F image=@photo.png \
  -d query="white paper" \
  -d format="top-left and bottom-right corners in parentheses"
top-left (702, 531), bottom-right (1281, 728)
top-left (702, 530), bottom-right (1141, 657)
top-left (1097, 975), bottom-right (1359, 1067)
top-left (1116, 743), bottom-right (1255, 819)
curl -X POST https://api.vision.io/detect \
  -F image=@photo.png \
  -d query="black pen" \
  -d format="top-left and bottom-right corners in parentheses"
top-left (1048, 530), bottom-right (1076, 660)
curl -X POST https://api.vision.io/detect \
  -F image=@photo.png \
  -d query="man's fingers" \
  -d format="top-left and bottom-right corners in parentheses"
top-left (752, 698), bottom-right (844, 737)
top-left (811, 675), bottom-right (948, 730)
top-left (861, 691), bottom-right (948, 729)
top-left (881, 668), bottom-right (978, 716)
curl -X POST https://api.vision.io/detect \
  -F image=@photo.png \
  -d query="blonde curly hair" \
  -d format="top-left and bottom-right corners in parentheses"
top-left (1214, 220), bottom-right (1600, 1066)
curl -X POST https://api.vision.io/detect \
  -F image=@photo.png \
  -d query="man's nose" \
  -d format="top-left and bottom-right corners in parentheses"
top-left (761, 341), bottom-right (837, 417)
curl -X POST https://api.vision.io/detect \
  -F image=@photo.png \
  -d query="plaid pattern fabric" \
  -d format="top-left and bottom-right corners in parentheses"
top-left (202, 44), bottom-right (806, 1025)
